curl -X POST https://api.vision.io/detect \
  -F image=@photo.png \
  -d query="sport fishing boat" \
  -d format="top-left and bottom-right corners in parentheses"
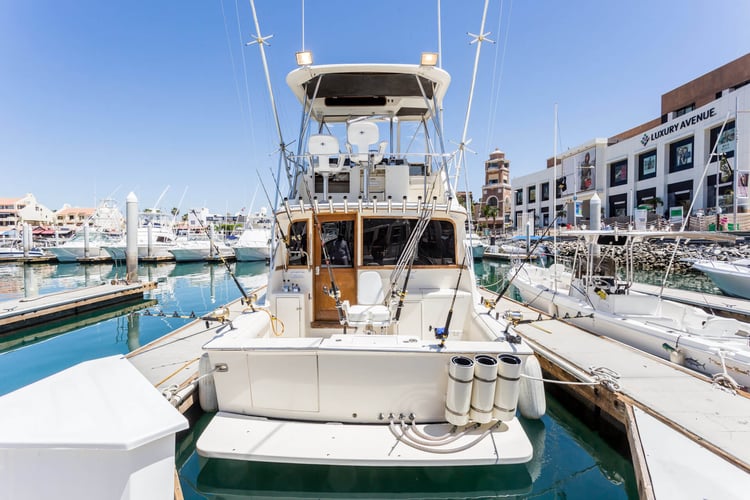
top-left (47, 198), bottom-right (125, 262)
top-left (168, 236), bottom-right (234, 262)
top-left (195, 59), bottom-right (547, 467)
top-left (233, 207), bottom-right (272, 262)
top-left (102, 211), bottom-right (178, 261)
top-left (510, 230), bottom-right (750, 390)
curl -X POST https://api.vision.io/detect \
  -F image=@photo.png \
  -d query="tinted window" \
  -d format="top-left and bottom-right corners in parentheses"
top-left (363, 218), bottom-right (455, 266)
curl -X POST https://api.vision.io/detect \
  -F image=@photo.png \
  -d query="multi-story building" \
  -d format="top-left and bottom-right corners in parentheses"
top-left (512, 53), bottom-right (750, 229)
top-left (0, 194), bottom-right (54, 232)
top-left (53, 205), bottom-right (96, 229)
top-left (477, 148), bottom-right (513, 233)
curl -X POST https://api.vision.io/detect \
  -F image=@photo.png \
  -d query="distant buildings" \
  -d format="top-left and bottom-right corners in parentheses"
top-left (512, 52), bottom-right (750, 230)
top-left (0, 194), bottom-right (54, 234)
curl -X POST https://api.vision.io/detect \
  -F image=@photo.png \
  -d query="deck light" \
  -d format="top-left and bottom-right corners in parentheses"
top-left (296, 50), bottom-right (313, 66)
top-left (420, 52), bottom-right (438, 66)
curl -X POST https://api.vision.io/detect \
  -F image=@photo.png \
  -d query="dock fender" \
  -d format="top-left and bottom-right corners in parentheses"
top-left (518, 354), bottom-right (546, 419)
top-left (198, 352), bottom-right (218, 413)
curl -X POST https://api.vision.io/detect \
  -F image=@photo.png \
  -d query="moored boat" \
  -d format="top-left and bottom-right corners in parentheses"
top-left (195, 59), bottom-right (546, 467)
top-left (510, 230), bottom-right (750, 390)
top-left (691, 258), bottom-right (750, 300)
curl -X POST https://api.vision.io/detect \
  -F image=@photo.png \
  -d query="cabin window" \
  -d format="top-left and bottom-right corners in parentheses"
top-left (321, 220), bottom-right (354, 267)
top-left (362, 218), bottom-right (455, 266)
top-left (288, 221), bottom-right (308, 266)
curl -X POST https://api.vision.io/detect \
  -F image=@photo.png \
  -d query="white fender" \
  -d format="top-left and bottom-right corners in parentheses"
top-left (198, 352), bottom-right (218, 413)
top-left (518, 354), bottom-right (546, 419)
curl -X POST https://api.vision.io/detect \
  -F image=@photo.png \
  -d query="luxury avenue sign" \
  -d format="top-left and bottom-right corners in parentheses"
top-left (641, 107), bottom-right (717, 146)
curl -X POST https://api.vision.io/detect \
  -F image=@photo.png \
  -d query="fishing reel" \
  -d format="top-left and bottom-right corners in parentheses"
top-left (322, 285), bottom-right (341, 301)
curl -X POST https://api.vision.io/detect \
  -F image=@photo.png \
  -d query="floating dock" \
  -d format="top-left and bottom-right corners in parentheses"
top-left (480, 288), bottom-right (750, 499)
top-left (0, 281), bottom-right (157, 334)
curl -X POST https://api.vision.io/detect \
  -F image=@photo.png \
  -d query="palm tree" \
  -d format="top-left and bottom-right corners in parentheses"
top-left (171, 207), bottom-right (179, 217)
top-left (482, 204), bottom-right (498, 235)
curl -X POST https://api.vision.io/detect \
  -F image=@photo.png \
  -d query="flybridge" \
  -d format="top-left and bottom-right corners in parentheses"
top-left (645, 107), bottom-right (717, 143)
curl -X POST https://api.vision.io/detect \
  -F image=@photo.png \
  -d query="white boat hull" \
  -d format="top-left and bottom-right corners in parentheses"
top-left (512, 265), bottom-right (750, 389)
top-left (692, 260), bottom-right (750, 300)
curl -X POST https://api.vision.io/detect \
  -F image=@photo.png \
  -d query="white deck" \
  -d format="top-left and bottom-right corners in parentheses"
top-left (633, 407), bottom-right (750, 500)
top-left (197, 411), bottom-right (532, 466)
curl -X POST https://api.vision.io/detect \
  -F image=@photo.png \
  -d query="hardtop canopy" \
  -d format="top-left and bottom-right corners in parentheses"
top-left (286, 63), bottom-right (451, 123)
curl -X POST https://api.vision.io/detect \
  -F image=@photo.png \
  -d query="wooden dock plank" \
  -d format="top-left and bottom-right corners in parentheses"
top-left (0, 281), bottom-right (157, 333)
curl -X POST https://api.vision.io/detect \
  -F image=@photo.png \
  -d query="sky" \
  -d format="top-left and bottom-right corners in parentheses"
top-left (2, 0), bottom-right (749, 216)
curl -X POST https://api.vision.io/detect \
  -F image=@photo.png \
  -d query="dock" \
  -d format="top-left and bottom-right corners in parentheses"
top-left (0, 281), bottom-right (157, 334)
top-left (480, 288), bottom-right (750, 499)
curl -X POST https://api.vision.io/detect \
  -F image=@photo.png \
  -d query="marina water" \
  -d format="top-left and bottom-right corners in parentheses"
top-left (0, 259), bottom-right (663, 498)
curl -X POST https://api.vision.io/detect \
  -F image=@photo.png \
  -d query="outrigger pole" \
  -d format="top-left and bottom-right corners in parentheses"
top-left (246, 0), bottom-right (293, 202)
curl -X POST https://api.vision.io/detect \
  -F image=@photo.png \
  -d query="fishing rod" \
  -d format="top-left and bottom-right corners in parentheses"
top-left (437, 252), bottom-right (468, 346)
top-left (190, 210), bottom-right (251, 305)
top-left (393, 253), bottom-right (414, 322)
top-left (293, 160), bottom-right (347, 325)
top-left (490, 215), bottom-right (562, 311)
top-left (257, 172), bottom-right (290, 245)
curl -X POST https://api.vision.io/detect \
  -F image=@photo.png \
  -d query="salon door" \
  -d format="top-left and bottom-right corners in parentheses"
top-left (312, 215), bottom-right (357, 323)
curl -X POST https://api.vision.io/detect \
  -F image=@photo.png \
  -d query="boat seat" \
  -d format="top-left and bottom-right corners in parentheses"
top-left (342, 270), bottom-right (390, 328)
top-left (346, 122), bottom-right (386, 165)
top-left (308, 134), bottom-right (344, 199)
top-left (309, 134), bottom-right (344, 174)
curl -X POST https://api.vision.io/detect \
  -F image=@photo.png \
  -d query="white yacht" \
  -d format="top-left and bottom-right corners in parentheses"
top-left (510, 230), bottom-right (750, 390)
top-left (102, 211), bottom-right (177, 261)
top-left (195, 62), bottom-right (546, 467)
top-left (47, 198), bottom-right (125, 262)
top-left (168, 237), bottom-right (234, 262)
top-left (233, 207), bottom-right (272, 262)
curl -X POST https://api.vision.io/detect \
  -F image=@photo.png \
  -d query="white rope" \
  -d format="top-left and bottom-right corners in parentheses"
top-left (520, 365), bottom-right (621, 392)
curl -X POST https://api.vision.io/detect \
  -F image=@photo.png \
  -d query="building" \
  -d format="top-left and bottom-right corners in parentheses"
top-left (477, 149), bottom-right (513, 233)
top-left (512, 53), bottom-right (750, 229)
top-left (54, 205), bottom-right (96, 229)
top-left (0, 194), bottom-right (55, 233)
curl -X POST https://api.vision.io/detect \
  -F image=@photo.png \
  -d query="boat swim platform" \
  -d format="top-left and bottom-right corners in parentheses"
top-left (480, 288), bottom-right (750, 499)
top-left (629, 281), bottom-right (750, 320)
top-left (0, 281), bottom-right (157, 335)
top-left (197, 412), bottom-right (532, 466)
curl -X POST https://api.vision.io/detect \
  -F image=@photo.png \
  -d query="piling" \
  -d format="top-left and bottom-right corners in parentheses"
top-left (126, 192), bottom-right (139, 282)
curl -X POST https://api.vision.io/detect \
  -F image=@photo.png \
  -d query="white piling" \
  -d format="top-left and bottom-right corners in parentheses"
top-left (83, 223), bottom-right (90, 259)
top-left (126, 193), bottom-right (139, 282)
top-left (22, 223), bottom-right (31, 257)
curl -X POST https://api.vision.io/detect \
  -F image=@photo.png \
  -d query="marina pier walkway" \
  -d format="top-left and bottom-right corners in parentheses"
top-left (0, 281), bottom-right (156, 334)
top-left (481, 288), bottom-right (750, 499)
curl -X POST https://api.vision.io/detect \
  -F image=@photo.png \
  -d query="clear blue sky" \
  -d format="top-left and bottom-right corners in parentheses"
top-left (2, 0), bottom-right (749, 215)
